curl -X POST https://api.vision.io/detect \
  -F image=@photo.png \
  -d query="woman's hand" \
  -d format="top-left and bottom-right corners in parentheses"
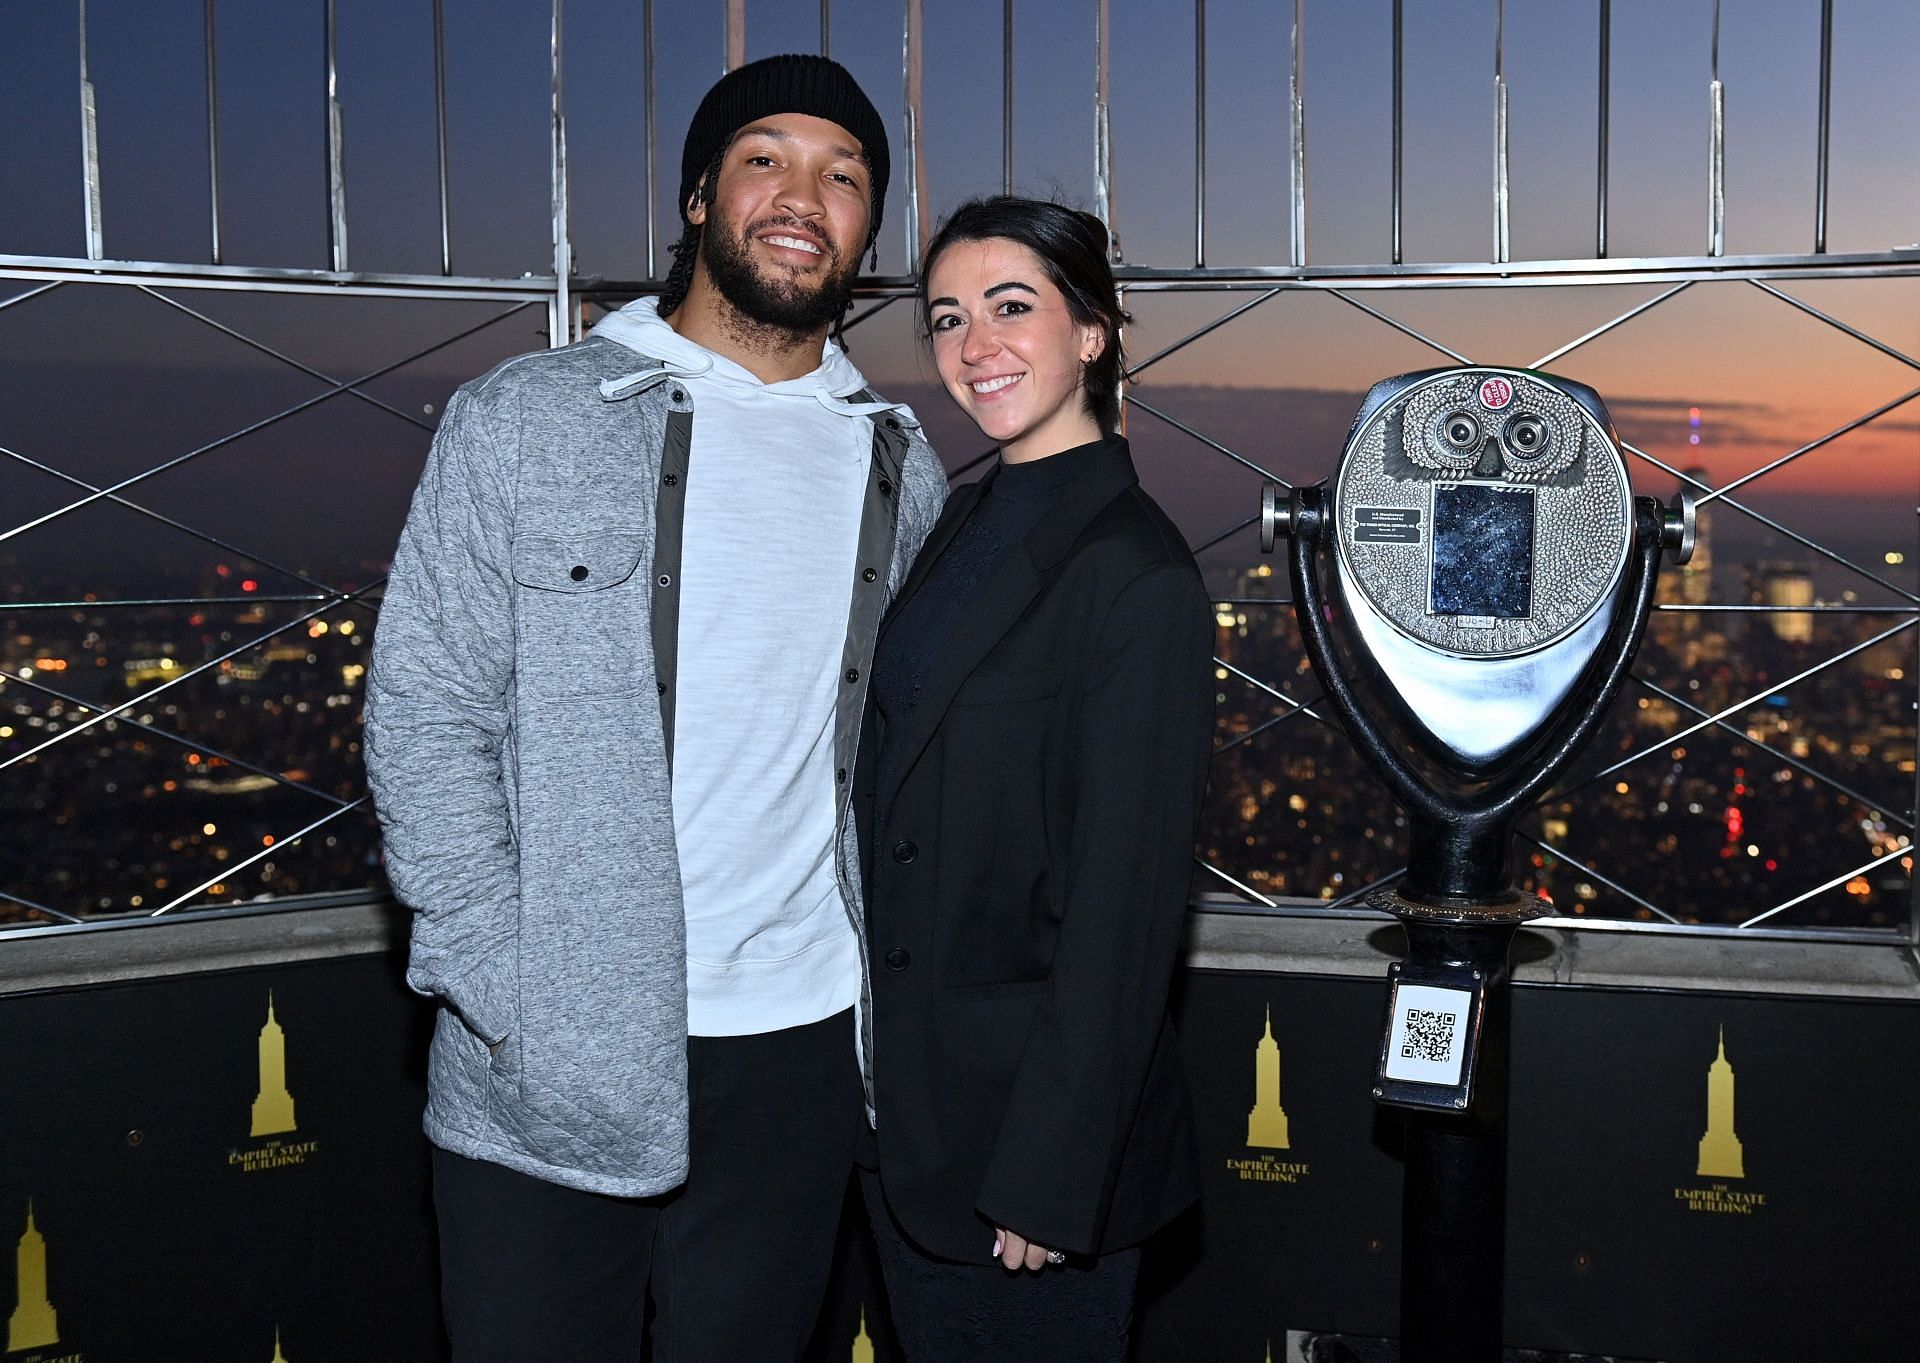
top-left (991, 1226), bottom-right (1062, 1271)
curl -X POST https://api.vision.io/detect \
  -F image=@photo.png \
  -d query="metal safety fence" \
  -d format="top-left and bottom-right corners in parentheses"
top-left (3, 0), bottom-right (1917, 943)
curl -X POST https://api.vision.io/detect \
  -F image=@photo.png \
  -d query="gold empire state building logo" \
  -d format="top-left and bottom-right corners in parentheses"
top-left (850, 1308), bottom-right (873, 1363)
top-left (251, 992), bottom-right (297, 1138)
top-left (8, 1200), bottom-right (59, 1352)
top-left (1696, 1025), bottom-right (1745, 1179)
top-left (1247, 1007), bottom-right (1291, 1149)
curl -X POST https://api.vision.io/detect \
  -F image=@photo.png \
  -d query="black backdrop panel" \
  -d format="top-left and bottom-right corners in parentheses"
top-left (0, 955), bottom-right (441, 1362)
top-left (1145, 968), bottom-right (1920, 1363)
top-left (4, 952), bottom-right (1915, 1362)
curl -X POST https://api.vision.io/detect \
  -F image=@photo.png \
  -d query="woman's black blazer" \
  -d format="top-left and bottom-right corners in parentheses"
top-left (855, 436), bottom-right (1216, 1261)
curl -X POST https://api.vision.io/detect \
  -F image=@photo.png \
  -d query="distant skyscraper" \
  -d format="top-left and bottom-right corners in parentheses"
top-left (1752, 562), bottom-right (1815, 644)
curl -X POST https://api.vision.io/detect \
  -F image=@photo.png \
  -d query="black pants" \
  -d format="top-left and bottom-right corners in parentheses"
top-left (433, 1007), bottom-right (864, 1363)
top-left (858, 1167), bottom-right (1141, 1363)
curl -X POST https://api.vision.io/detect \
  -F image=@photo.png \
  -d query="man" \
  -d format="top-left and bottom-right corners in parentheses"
top-left (365, 55), bottom-right (945, 1362)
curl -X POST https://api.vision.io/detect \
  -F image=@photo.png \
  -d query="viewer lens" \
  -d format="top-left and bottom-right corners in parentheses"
top-left (1503, 414), bottom-right (1549, 459)
top-left (1443, 413), bottom-right (1481, 450)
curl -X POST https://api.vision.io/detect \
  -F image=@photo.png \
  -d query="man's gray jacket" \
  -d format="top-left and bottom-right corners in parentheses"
top-left (364, 333), bottom-right (947, 1196)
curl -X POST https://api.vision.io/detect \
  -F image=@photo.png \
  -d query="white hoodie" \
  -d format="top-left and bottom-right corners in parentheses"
top-left (589, 298), bottom-right (912, 1038)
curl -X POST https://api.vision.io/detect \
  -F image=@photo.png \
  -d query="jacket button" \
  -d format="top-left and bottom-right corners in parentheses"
top-left (884, 947), bottom-right (911, 971)
top-left (570, 564), bottom-right (589, 581)
top-left (878, 478), bottom-right (894, 497)
top-left (892, 839), bottom-right (917, 864)
top-left (862, 567), bottom-right (878, 583)
top-left (657, 681), bottom-right (667, 696)
top-left (836, 768), bottom-right (847, 784)
top-left (845, 668), bottom-right (859, 684)
top-left (663, 472), bottom-right (679, 487)
top-left (657, 574), bottom-right (672, 588)
top-left (670, 388), bottom-right (686, 403)
top-left (885, 416), bottom-right (900, 431)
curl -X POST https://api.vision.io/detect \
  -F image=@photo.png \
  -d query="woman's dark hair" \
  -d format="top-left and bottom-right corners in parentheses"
top-left (920, 196), bottom-right (1130, 434)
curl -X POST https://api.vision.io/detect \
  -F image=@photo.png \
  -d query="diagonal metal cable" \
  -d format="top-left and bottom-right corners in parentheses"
top-left (1691, 383), bottom-right (1920, 509)
top-left (1749, 279), bottom-right (1920, 374)
top-left (8, 593), bottom-right (341, 611)
top-left (0, 281), bottom-right (62, 316)
top-left (1632, 674), bottom-right (1912, 830)
top-left (1192, 512), bottom-right (1262, 554)
top-left (1738, 841), bottom-right (1913, 930)
top-left (1515, 829), bottom-right (1683, 924)
top-left (1327, 290), bottom-right (1474, 365)
top-left (0, 667), bottom-right (351, 806)
top-left (1580, 615), bottom-right (1919, 788)
top-left (1126, 287), bottom-right (1283, 380)
top-left (0, 582), bottom-right (384, 772)
top-left (1323, 867), bottom-right (1405, 912)
top-left (150, 796), bottom-right (372, 917)
top-left (1528, 282), bottom-right (1693, 369)
top-left (1212, 691), bottom-right (1324, 757)
top-left (0, 302), bottom-right (534, 547)
top-left (1623, 441), bottom-right (1920, 604)
top-left (134, 284), bottom-right (437, 432)
top-left (1, 440), bottom-right (373, 603)
top-left (1193, 857), bottom-right (1278, 908)
top-left (0, 889), bottom-right (83, 926)
top-left (1214, 656), bottom-right (1331, 724)
top-left (1124, 393), bottom-right (1289, 483)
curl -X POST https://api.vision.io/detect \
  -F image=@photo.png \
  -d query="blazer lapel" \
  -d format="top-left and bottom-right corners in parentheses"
top-left (876, 439), bottom-right (1141, 818)
top-left (885, 473), bottom-right (987, 621)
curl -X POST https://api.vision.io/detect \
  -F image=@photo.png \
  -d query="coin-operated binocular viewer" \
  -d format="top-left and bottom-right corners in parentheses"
top-left (1261, 368), bottom-right (1693, 1363)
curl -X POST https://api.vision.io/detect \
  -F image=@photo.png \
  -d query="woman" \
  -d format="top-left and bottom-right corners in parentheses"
top-left (855, 196), bottom-right (1216, 1360)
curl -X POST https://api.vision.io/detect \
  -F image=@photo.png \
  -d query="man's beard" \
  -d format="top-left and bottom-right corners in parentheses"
top-left (699, 207), bottom-right (860, 336)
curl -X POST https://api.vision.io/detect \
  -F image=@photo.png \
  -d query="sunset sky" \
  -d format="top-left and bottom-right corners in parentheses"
top-left (2, 0), bottom-right (1916, 584)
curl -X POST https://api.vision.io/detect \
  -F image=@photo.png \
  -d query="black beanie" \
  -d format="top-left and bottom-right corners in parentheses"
top-left (679, 54), bottom-right (889, 253)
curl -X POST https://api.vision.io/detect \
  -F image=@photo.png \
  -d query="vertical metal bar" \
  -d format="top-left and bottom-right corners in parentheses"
top-left (644, 0), bottom-right (658, 278)
top-left (726, 0), bottom-right (745, 72)
top-left (78, 0), bottom-right (104, 261)
top-left (1288, 0), bottom-right (1306, 268)
top-left (204, 0), bottom-right (222, 265)
top-left (821, 0), bottom-right (831, 57)
top-left (904, 0), bottom-right (927, 273)
top-left (1094, 0), bottom-right (1118, 259)
top-left (1493, 0), bottom-right (1509, 264)
top-left (1002, 0), bottom-right (1014, 195)
top-left (1708, 0), bottom-right (1725, 258)
top-left (433, 0), bottom-right (452, 276)
top-left (550, 0), bottom-right (572, 346)
top-left (1596, 0), bottom-right (1610, 258)
top-left (1391, 0), bottom-right (1403, 265)
top-left (325, 0), bottom-right (348, 272)
top-left (1194, 0), bottom-right (1206, 268)
top-left (1814, 0), bottom-right (1833, 253)
top-left (1910, 504), bottom-right (1920, 949)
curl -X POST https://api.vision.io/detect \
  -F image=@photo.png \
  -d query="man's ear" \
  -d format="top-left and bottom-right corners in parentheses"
top-left (687, 192), bottom-right (709, 228)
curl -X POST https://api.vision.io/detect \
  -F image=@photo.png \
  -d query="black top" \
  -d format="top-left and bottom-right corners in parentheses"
top-left (869, 435), bottom-right (1115, 823)
top-left (851, 431), bottom-right (1215, 1260)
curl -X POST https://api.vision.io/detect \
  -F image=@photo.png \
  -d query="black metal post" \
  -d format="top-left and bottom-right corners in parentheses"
top-left (1391, 908), bottom-right (1527, 1363)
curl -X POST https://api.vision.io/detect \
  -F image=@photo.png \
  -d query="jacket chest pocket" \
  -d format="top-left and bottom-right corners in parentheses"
top-left (511, 532), bottom-right (650, 699)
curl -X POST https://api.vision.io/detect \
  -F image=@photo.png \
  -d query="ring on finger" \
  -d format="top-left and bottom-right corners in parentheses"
top-left (1044, 1249), bottom-right (1066, 1266)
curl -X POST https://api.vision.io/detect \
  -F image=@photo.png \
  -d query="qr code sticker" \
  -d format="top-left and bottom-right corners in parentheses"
top-left (1401, 1008), bottom-right (1456, 1064)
